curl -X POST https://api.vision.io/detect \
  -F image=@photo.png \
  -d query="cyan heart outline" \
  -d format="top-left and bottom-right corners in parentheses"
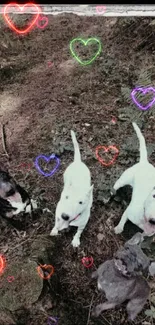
top-left (131, 87), bottom-right (155, 111)
top-left (34, 154), bottom-right (60, 177)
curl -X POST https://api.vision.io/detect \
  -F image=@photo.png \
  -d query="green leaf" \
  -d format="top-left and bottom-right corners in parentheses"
top-left (151, 305), bottom-right (155, 312)
top-left (149, 19), bottom-right (155, 25)
top-left (150, 295), bottom-right (155, 305)
top-left (145, 309), bottom-right (153, 317)
top-left (137, 69), bottom-right (151, 87)
top-left (121, 87), bottom-right (131, 103)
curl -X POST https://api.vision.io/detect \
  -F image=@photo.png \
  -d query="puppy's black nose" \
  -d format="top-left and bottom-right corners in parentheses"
top-left (61, 213), bottom-right (69, 221)
top-left (149, 218), bottom-right (155, 225)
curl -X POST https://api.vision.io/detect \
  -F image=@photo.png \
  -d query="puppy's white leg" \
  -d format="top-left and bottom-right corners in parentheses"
top-left (114, 206), bottom-right (130, 234)
top-left (72, 228), bottom-right (84, 247)
top-left (50, 226), bottom-right (59, 236)
top-left (50, 214), bottom-right (59, 236)
top-left (126, 232), bottom-right (144, 245)
top-left (113, 166), bottom-right (135, 192)
top-left (50, 202), bottom-right (60, 236)
top-left (71, 207), bottom-right (91, 247)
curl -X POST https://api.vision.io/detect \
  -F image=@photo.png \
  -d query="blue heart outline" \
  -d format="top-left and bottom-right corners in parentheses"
top-left (47, 316), bottom-right (59, 325)
top-left (34, 154), bottom-right (60, 177)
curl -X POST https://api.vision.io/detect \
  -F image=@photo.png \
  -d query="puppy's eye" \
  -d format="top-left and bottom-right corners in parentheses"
top-left (153, 195), bottom-right (155, 198)
top-left (79, 201), bottom-right (83, 204)
top-left (66, 196), bottom-right (68, 199)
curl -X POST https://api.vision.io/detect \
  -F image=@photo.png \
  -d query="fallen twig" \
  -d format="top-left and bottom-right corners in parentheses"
top-left (106, 223), bottom-right (120, 249)
top-left (7, 237), bottom-right (31, 255)
top-left (1, 123), bottom-right (9, 158)
top-left (86, 294), bottom-right (94, 325)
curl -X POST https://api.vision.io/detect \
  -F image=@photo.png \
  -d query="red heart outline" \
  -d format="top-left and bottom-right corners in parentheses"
top-left (81, 256), bottom-right (94, 268)
top-left (19, 162), bottom-right (33, 170)
top-left (3, 2), bottom-right (41, 34)
top-left (37, 264), bottom-right (54, 280)
top-left (36, 15), bottom-right (48, 29)
top-left (96, 145), bottom-right (119, 167)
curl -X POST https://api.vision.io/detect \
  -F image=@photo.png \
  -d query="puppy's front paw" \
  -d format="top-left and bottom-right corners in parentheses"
top-left (72, 237), bottom-right (80, 248)
top-left (114, 225), bottom-right (123, 234)
top-left (31, 199), bottom-right (38, 210)
top-left (92, 306), bottom-right (102, 317)
top-left (50, 227), bottom-right (58, 236)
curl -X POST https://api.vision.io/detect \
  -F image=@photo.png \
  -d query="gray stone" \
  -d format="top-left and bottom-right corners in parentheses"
top-left (0, 260), bottom-right (43, 311)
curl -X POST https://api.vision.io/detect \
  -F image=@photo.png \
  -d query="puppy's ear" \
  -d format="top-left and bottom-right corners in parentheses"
top-left (125, 232), bottom-right (144, 246)
top-left (87, 185), bottom-right (94, 196)
top-left (91, 270), bottom-right (98, 279)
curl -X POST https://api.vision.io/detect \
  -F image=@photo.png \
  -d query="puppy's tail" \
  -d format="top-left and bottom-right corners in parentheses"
top-left (132, 122), bottom-right (148, 163)
top-left (71, 130), bottom-right (81, 162)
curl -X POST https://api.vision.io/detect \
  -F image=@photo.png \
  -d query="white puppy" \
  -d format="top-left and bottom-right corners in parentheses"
top-left (50, 130), bottom-right (93, 247)
top-left (113, 122), bottom-right (155, 236)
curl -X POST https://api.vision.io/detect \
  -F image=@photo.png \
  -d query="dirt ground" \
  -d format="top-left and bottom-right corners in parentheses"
top-left (1, 13), bottom-right (155, 325)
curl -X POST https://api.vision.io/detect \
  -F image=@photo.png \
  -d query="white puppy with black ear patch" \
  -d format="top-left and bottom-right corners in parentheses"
top-left (112, 122), bottom-right (155, 236)
top-left (50, 130), bottom-right (93, 247)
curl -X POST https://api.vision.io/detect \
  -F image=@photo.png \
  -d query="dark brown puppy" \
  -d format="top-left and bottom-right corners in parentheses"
top-left (92, 233), bottom-right (155, 321)
top-left (0, 170), bottom-right (36, 218)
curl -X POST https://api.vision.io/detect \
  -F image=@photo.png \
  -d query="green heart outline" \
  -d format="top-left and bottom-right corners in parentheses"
top-left (70, 37), bottom-right (102, 66)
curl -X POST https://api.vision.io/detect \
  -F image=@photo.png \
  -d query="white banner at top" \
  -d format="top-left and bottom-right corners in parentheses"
top-left (1, 5), bottom-right (155, 16)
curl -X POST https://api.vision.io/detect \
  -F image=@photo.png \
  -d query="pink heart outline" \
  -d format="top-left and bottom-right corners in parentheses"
top-left (48, 62), bottom-right (53, 67)
top-left (96, 6), bottom-right (106, 15)
top-left (81, 256), bottom-right (94, 268)
top-left (36, 15), bottom-right (48, 29)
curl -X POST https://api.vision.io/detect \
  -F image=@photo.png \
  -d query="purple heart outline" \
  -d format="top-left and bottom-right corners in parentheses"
top-left (47, 316), bottom-right (59, 325)
top-left (131, 87), bottom-right (155, 111)
top-left (34, 154), bottom-right (60, 177)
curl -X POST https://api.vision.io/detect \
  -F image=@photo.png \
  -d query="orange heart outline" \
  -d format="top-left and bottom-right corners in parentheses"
top-left (96, 145), bottom-right (119, 167)
top-left (37, 264), bottom-right (54, 280)
top-left (0, 255), bottom-right (6, 275)
top-left (81, 256), bottom-right (94, 268)
top-left (3, 2), bottom-right (41, 35)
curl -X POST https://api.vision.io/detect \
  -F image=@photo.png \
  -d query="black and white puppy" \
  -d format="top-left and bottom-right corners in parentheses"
top-left (0, 170), bottom-right (37, 218)
top-left (91, 233), bottom-right (155, 321)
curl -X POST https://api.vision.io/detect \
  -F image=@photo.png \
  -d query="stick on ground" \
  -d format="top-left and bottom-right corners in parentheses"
top-left (1, 122), bottom-right (9, 158)
top-left (86, 294), bottom-right (94, 325)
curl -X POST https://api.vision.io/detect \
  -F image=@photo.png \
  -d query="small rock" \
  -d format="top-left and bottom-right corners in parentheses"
top-left (85, 123), bottom-right (90, 127)
top-left (43, 208), bottom-right (51, 213)
top-left (97, 233), bottom-right (104, 241)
